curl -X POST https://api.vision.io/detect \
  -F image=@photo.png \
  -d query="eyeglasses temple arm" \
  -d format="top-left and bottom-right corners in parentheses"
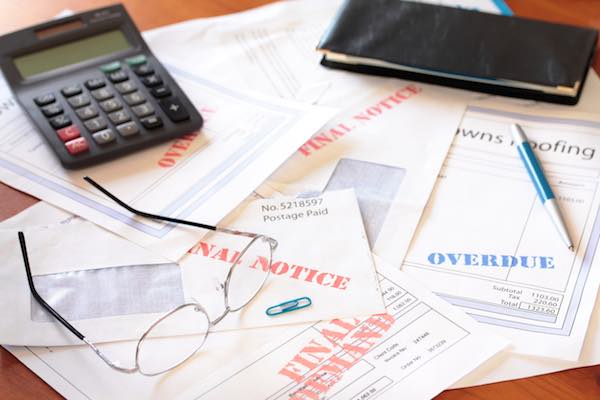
top-left (83, 176), bottom-right (217, 231)
top-left (18, 232), bottom-right (138, 373)
top-left (18, 231), bottom-right (85, 341)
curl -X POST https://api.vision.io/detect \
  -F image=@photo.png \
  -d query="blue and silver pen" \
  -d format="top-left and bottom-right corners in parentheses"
top-left (511, 123), bottom-right (574, 251)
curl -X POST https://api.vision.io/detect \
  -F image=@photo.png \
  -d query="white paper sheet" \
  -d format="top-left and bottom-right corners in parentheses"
top-left (182, 189), bottom-right (385, 331)
top-left (402, 102), bottom-right (600, 361)
top-left (0, 190), bottom-right (385, 346)
top-left (144, 0), bottom-right (503, 268)
top-left (256, 80), bottom-right (470, 267)
top-left (450, 70), bottom-right (600, 387)
top-left (144, 0), bottom-right (509, 107)
top-left (454, 286), bottom-right (600, 387)
top-left (175, 256), bottom-right (508, 400)
top-left (3, 256), bottom-right (508, 400)
top-left (0, 62), bottom-right (334, 261)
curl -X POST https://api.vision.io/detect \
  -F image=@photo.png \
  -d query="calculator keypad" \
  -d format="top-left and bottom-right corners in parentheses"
top-left (56, 125), bottom-right (81, 142)
top-left (123, 91), bottom-right (145, 106)
top-left (35, 93), bottom-right (56, 106)
top-left (91, 87), bottom-right (113, 101)
top-left (141, 115), bottom-right (163, 129)
top-left (108, 109), bottom-right (131, 125)
top-left (108, 70), bottom-right (128, 83)
top-left (49, 114), bottom-right (71, 129)
top-left (61, 85), bottom-right (82, 97)
top-left (84, 116), bottom-right (108, 133)
top-left (151, 86), bottom-right (171, 98)
top-left (159, 97), bottom-right (190, 122)
top-left (85, 78), bottom-right (105, 90)
top-left (99, 98), bottom-right (122, 113)
top-left (64, 137), bottom-right (89, 155)
top-left (117, 121), bottom-right (140, 137)
top-left (41, 103), bottom-right (63, 117)
top-left (76, 106), bottom-right (99, 120)
top-left (92, 129), bottom-right (117, 144)
top-left (115, 81), bottom-right (136, 94)
top-left (34, 54), bottom-right (192, 164)
top-left (141, 75), bottom-right (162, 87)
top-left (133, 64), bottom-right (153, 76)
top-left (132, 102), bottom-right (154, 118)
top-left (67, 94), bottom-right (91, 108)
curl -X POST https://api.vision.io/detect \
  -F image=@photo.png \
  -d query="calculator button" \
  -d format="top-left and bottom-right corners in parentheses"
top-left (64, 137), bottom-right (89, 155)
top-left (123, 91), bottom-right (145, 106)
top-left (132, 102), bottom-right (154, 117)
top-left (61, 85), bottom-right (82, 97)
top-left (91, 87), bottom-right (114, 101)
top-left (151, 86), bottom-right (171, 98)
top-left (108, 70), bottom-right (128, 83)
top-left (125, 54), bottom-right (147, 66)
top-left (75, 105), bottom-right (99, 121)
top-left (115, 80), bottom-right (137, 94)
top-left (41, 103), bottom-right (63, 117)
top-left (67, 94), bottom-right (91, 109)
top-left (84, 116), bottom-right (108, 133)
top-left (34, 93), bottom-right (55, 106)
top-left (116, 121), bottom-right (140, 137)
top-left (140, 115), bottom-right (163, 129)
top-left (99, 98), bottom-right (122, 113)
top-left (56, 125), bottom-right (81, 142)
top-left (141, 75), bottom-right (162, 87)
top-left (159, 97), bottom-right (190, 122)
top-left (99, 61), bottom-right (121, 73)
top-left (49, 114), bottom-right (71, 129)
top-left (133, 64), bottom-right (153, 76)
top-left (92, 129), bottom-right (117, 145)
top-left (85, 78), bottom-right (106, 90)
top-left (108, 109), bottom-right (130, 125)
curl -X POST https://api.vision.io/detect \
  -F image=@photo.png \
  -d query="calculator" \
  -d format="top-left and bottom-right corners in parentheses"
top-left (0, 4), bottom-right (203, 169)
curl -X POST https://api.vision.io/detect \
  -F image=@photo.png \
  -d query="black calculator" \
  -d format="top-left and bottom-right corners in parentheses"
top-left (0, 4), bottom-right (203, 169)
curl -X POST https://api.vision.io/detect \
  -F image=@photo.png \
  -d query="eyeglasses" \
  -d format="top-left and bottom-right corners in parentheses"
top-left (18, 176), bottom-right (277, 376)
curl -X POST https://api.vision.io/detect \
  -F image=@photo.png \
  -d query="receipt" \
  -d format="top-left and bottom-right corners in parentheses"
top-left (403, 103), bottom-right (600, 361)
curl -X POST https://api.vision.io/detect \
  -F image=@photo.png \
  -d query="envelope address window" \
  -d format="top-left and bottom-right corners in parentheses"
top-left (30, 263), bottom-right (184, 322)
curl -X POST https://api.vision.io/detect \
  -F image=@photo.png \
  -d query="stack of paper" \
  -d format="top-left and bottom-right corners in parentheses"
top-left (2, 1), bottom-right (600, 400)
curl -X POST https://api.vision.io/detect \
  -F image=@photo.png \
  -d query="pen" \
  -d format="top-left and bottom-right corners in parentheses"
top-left (511, 123), bottom-right (574, 251)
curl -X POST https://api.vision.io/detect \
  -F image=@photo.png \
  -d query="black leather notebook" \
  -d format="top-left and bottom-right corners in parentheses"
top-left (317, 0), bottom-right (598, 105)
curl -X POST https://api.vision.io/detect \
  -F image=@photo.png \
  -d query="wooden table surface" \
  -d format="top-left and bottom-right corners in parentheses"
top-left (0, 0), bottom-right (599, 399)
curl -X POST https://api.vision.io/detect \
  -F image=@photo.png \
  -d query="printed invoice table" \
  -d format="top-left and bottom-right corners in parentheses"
top-left (0, 1), bottom-right (599, 399)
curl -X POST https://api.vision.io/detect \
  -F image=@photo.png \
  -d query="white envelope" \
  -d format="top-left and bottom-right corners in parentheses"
top-left (0, 190), bottom-right (384, 346)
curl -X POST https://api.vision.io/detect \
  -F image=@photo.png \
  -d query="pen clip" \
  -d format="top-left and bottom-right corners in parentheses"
top-left (266, 297), bottom-right (312, 316)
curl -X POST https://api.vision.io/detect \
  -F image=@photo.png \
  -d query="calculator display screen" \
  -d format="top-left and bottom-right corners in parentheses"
top-left (13, 30), bottom-right (130, 79)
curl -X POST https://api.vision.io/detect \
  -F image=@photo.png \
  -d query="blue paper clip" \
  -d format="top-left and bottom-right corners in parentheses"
top-left (266, 297), bottom-right (312, 316)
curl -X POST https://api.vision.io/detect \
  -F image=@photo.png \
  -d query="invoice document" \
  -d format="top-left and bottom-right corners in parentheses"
top-left (0, 62), bottom-right (334, 261)
top-left (176, 256), bottom-right (508, 400)
top-left (403, 104), bottom-right (600, 361)
top-left (2, 252), bottom-right (508, 400)
top-left (447, 70), bottom-right (600, 386)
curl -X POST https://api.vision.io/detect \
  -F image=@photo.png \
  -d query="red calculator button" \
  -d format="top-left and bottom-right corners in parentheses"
top-left (64, 137), bottom-right (89, 155)
top-left (56, 125), bottom-right (81, 142)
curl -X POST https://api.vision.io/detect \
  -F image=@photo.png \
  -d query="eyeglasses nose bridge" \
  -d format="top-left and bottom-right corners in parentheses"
top-left (210, 305), bottom-right (231, 326)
